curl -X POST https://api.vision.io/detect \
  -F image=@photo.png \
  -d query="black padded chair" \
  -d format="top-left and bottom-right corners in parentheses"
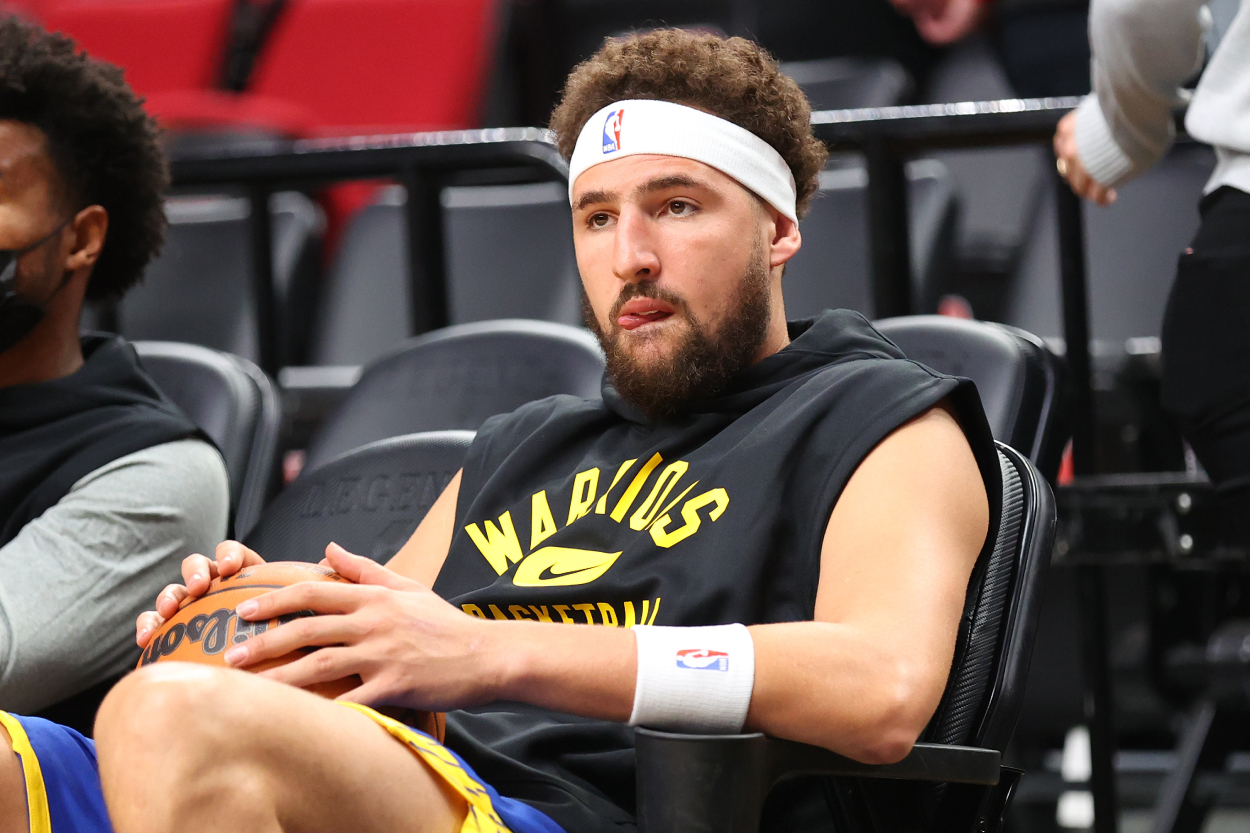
top-left (635, 442), bottom-right (1056, 833)
top-left (133, 341), bottom-right (282, 539)
top-left (874, 315), bottom-right (1067, 480)
top-left (244, 431), bottom-right (474, 564)
top-left (303, 320), bottom-right (604, 472)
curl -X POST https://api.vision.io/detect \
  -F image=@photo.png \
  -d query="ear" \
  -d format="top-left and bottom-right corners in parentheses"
top-left (63, 205), bottom-right (108, 273)
top-left (767, 208), bottom-right (801, 270)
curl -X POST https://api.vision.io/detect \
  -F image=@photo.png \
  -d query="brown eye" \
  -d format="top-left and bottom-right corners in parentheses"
top-left (589, 213), bottom-right (610, 228)
top-left (669, 200), bottom-right (690, 215)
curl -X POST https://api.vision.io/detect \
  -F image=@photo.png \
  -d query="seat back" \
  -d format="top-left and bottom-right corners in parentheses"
top-left (133, 341), bottom-right (281, 538)
top-left (244, 431), bottom-right (474, 563)
top-left (247, 0), bottom-right (495, 134)
top-left (304, 320), bottom-right (604, 471)
top-left (874, 315), bottom-right (1066, 480)
top-left (311, 182), bottom-right (580, 366)
top-left (41, 0), bottom-right (234, 97)
top-left (122, 192), bottom-right (324, 366)
top-left (927, 443), bottom-right (1055, 752)
top-left (784, 160), bottom-right (958, 319)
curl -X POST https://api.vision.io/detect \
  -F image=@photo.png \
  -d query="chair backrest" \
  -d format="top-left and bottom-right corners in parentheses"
top-left (247, 0), bottom-right (495, 134)
top-left (133, 341), bottom-right (282, 538)
top-left (304, 320), bottom-right (604, 471)
top-left (244, 430), bottom-right (474, 563)
top-left (874, 315), bottom-right (1066, 480)
top-left (925, 443), bottom-right (1055, 752)
top-left (122, 192), bottom-right (324, 366)
top-left (311, 182), bottom-right (581, 366)
top-left (41, 0), bottom-right (234, 97)
top-left (783, 159), bottom-right (958, 320)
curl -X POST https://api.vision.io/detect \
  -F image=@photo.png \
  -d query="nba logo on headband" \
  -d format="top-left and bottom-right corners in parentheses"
top-left (602, 108), bottom-right (624, 154)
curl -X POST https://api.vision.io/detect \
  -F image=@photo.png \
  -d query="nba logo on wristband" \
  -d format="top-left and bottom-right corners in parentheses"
top-left (676, 648), bottom-right (729, 671)
top-left (602, 108), bottom-right (624, 154)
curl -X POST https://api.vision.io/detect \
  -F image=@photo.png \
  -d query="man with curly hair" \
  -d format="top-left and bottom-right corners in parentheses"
top-left (2, 28), bottom-right (995, 833)
top-left (0, 13), bottom-right (228, 813)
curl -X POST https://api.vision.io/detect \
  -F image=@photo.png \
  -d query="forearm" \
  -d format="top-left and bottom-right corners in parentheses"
top-left (492, 619), bottom-right (637, 722)
top-left (489, 618), bottom-right (947, 764)
top-left (1078, 0), bottom-right (1207, 185)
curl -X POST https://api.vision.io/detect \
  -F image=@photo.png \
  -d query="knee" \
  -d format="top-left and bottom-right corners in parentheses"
top-left (96, 664), bottom-right (243, 767)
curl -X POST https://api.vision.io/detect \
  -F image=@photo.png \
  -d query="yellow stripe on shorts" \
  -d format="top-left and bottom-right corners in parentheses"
top-left (340, 703), bottom-right (515, 833)
top-left (0, 711), bottom-right (52, 833)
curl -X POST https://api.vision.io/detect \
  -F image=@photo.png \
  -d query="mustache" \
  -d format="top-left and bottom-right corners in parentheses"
top-left (608, 282), bottom-right (692, 323)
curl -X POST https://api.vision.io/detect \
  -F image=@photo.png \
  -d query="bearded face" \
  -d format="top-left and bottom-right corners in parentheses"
top-left (583, 235), bottom-right (772, 422)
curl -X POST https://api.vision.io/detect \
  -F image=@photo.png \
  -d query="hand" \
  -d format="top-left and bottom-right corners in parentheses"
top-left (221, 543), bottom-right (499, 712)
top-left (889, 0), bottom-right (988, 45)
top-left (135, 540), bottom-right (266, 648)
top-left (1054, 111), bottom-right (1118, 206)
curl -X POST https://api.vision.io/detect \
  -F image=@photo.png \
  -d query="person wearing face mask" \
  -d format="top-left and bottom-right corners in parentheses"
top-left (0, 16), bottom-right (229, 726)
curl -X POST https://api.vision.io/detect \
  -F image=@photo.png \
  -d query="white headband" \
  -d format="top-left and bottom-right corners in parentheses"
top-left (567, 99), bottom-right (798, 223)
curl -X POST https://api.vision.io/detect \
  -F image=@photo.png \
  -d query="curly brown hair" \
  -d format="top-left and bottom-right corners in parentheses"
top-left (0, 16), bottom-right (168, 300)
top-left (550, 29), bottom-right (827, 218)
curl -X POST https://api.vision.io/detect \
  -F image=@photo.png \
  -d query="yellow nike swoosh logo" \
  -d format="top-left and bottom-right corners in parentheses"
top-left (512, 546), bottom-right (623, 587)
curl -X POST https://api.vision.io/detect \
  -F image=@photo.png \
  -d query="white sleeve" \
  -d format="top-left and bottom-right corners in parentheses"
top-left (0, 439), bottom-right (229, 713)
top-left (1075, 0), bottom-right (1209, 187)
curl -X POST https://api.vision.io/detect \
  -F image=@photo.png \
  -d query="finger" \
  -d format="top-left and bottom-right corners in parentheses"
top-left (252, 646), bottom-right (363, 689)
top-left (214, 540), bottom-right (266, 578)
top-left (335, 679), bottom-right (390, 708)
top-left (136, 611), bottom-right (165, 648)
top-left (154, 584), bottom-right (190, 619)
top-left (235, 580), bottom-right (370, 622)
top-left (325, 542), bottom-right (424, 592)
top-left (223, 612), bottom-right (361, 669)
top-left (180, 553), bottom-right (217, 596)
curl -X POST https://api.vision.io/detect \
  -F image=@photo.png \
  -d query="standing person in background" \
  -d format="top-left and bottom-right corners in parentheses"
top-left (0, 17), bottom-right (229, 724)
top-left (1054, 0), bottom-right (1250, 527)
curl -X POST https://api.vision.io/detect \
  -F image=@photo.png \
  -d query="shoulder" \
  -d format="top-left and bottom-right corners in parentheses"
top-left (69, 439), bottom-right (230, 519)
top-left (471, 394), bottom-right (608, 461)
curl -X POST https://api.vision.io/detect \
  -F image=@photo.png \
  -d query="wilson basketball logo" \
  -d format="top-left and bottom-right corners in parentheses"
top-left (676, 648), bottom-right (729, 671)
top-left (602, 108), bottom-right (624, 154)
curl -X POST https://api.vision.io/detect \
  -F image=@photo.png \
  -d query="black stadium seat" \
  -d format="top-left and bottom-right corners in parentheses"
top-left (635, 441), bottom-right (1055, 833)
top-left (245, 431), bottom-right (474, 564)
top-left (310, 183), bottom-right (583, 367)
top-left (133, 340), bottom-right (282, 539)
top-left (784, 161), bottom-right (960, 319)
top-left (874, 315), bottom-right (1066, 480)
top-left (303, 320), bottom-right (605, 473)
top-left (781, 56), bottom-right (912, 110)
top-left (121, 192), bottom-right (324, 367)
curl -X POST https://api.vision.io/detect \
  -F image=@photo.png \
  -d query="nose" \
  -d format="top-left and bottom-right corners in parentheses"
top-left (612, 206), bottom-right (660, 284)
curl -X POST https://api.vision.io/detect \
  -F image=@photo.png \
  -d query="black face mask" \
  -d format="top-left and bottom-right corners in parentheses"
top-left (0, 223), bottom-right (71, 356)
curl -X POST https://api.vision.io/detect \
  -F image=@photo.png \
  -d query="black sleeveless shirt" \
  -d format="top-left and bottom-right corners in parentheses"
top-left (433, 311), bottom-right (1000, 832)
top-left (0, 334), bottom-right (202, 547)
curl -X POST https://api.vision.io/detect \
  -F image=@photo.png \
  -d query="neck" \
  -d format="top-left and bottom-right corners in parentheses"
top-left (752, 279), bottom-right (791, 364)
top-left (0, 273), bottom-right (87, 389)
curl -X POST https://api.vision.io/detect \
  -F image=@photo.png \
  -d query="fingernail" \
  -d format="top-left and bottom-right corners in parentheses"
top-left (236, 599), bottom-right (258, 618)
top-left (224, 646), bottom-right (246, 666)
top-left (137, 627), bottom-right (150, 643)
top-left (192, 572), bottom-right (205, 585)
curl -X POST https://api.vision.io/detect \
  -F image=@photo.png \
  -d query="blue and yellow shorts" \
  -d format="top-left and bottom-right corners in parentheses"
top-left (0, 707), bottom-right (563, 833)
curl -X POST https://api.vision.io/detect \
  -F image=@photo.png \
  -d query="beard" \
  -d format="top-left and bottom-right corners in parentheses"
top-left (583, 238), bottom-right (773, 422)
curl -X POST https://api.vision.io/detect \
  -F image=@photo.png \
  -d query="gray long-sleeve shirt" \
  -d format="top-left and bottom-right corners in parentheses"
top-left (0, 439), bottom-right (229, 713)
top-left (1076, 0), bottom-right (1250, 193)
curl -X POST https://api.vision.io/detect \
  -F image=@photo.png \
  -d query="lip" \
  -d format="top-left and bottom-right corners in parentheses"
top-left (617, 297), bottom-right (676, 331)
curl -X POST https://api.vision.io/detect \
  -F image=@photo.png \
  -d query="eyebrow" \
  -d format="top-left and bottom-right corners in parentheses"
top-left (573, 173), bottom-right (712, 212)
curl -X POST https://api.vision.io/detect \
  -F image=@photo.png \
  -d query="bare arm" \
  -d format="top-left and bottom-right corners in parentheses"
top-left (385, 470), bottom-right (461, 586)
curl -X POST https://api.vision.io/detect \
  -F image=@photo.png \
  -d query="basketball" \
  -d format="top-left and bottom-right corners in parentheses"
top-left (138, 561), bottom-right (444, 741)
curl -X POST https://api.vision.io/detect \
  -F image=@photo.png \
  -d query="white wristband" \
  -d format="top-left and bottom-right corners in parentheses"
top-left (628, 624), bottom-right (755, 734)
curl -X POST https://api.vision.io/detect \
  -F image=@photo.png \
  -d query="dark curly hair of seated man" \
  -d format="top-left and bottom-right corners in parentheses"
top-left (0, 15), bottom-right (168, 300)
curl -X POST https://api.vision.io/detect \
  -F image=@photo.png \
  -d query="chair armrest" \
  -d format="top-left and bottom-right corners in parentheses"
top-left (634, 729), bottom-right (1001, 833)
